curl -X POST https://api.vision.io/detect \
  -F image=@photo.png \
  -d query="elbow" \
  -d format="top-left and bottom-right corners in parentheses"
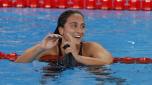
top-left (14, 57), bottom-right (32, 63)
top-left (14, 57), bottom-right (22, 63)
top-left (104, 57), bottom-right (113, 65)
top-left (102, 55), bottom-right (114, 65)
top-left (15, 60), bottom-right (32, 63)
top-left (15, 59), bottom-right (29, 63)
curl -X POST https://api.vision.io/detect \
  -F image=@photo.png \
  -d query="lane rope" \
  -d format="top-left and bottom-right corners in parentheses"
top-left (0, 0), bottom-right (152, 11)
top-left (0, 51), bottom-right (152, 64)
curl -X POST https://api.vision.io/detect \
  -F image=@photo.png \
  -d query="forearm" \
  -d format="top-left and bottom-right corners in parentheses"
top-left (73, 54), bottom-right (113, 65)
top-left (15, 44), bottom-right (46, 63)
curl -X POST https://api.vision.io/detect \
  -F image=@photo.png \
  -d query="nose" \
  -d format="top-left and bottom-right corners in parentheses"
top-left (76, 28), bottom-right (81, 33)
top-left (76, 26), bottom-right (84, 33)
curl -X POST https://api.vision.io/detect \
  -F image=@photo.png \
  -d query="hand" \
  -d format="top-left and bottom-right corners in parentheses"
top-left (62, 33), bottom-right (78, 55)
top-left (40, 33), bottom-right (62, 50)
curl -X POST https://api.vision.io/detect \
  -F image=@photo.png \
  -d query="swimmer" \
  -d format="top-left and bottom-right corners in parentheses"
top-left (15, 10), bottom-right (113, 66)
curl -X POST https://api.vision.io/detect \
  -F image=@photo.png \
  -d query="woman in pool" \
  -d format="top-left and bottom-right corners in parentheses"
top-left (15, 10), bottom-right (113, 65)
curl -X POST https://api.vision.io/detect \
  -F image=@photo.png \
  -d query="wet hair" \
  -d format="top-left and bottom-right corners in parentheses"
top-left (54, 10), bottom-right (84, 34)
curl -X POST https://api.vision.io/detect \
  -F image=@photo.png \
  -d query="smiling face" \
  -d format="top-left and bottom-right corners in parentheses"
top-left (59, 13), bottom-right (85, 44)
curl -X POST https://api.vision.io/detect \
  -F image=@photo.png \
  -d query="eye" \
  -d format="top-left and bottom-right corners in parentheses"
top-left (74, 24), bottom-right (77, 28)
top-left (70, 23), bottom-right (77, 28)
top-left (81, 24), bottom-right (85, 29)
top-left (82, 25), bottom-right (85, 28)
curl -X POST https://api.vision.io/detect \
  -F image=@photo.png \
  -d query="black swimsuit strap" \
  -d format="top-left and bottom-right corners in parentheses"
top-left (79, 42), bottom-right (83, 56)
top-left (58, 40), bottom-right (62, 57)
top-left (57, 39), bottom-right (62, 65)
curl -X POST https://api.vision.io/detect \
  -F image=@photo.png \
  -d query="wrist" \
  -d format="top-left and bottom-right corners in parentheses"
top-left (72, 52), bottom-right (79, 58)
top-left (38, 44), bottom-right (47, 52)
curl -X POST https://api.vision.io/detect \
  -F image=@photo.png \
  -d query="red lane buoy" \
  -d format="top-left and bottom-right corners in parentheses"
top-left (2, 0), bottom-right (12, 7)
top-left (128, 0), bottom-right (141, 10)
top-left (100, 0), bottom-right (112, 10)
top-left (113, 57), bottom-right (152, 64)
top-left (70, 0), bottom-right (85, 9)
top-left (2, 50), bottom-right (152, 64)
top-left (0, 52), bottom-right (5, 59)
top-left (142, 0), bottom-right (152, 11)
top-left (6, 53), bottom-right (18, 61)
top-left (0, 51), bottom-right (18, 62)
top-left (15, 0), bottom-right (27, 8)
top-left (113, 57), bottom-right (121, 63)
top-left (58, 0), bottom-right (68, 8)
top-left (119, 57), bottom-right (136, 64)
top-left (43, 0), bottom-right (52, 8)
top-left (136, 57), bottom-right (152, 64)
top-left (2, 53), bottom-right (18, 61)
top-left (113, 0), bottom-right (126, 10)
top-left (0, 0), bottom-right (2, 7)
top-left (28, 0), bottom-right (39, 8)
top-left (51, 0), bottom-right (58, 8)
top-left (86, 0), bottom-right (96, 9)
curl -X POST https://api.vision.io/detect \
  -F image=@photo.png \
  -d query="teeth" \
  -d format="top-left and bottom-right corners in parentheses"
top-left (75, 36), bottom-right (81, 38)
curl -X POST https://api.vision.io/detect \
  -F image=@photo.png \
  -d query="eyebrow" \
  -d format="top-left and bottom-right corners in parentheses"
top-left (69, 22), bottom-right (85, 25)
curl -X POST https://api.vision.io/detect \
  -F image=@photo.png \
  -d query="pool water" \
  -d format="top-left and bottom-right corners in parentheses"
top-left (0, 8), bottom-right (152, 85)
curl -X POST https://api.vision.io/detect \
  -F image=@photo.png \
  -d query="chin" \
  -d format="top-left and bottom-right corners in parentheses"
top-left (75, 40), bottom-right (81, 44)
top-left (75, 42), bottom-right (80, 45)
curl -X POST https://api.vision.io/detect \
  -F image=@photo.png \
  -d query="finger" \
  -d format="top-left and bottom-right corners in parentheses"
top-left (64, 47), bottom-right (72, 54)
top-left (63, 43), bottom-right (70, 49)
top-left (54, 34), bottom-right (62, 38)
top-left (43, 33), bottom-right (52, 40)
top-left (50, 34), bottom-right (62, 38)
top-left (46, 34), bottom-right (62, 40)
top-left (50, 37), bottom-right (59, 42)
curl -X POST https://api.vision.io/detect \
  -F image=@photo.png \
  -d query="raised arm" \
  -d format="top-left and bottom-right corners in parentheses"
top-left (15, 44), bottom-right (46, 63)
top-left (15, 33), bottom-right (62, 63)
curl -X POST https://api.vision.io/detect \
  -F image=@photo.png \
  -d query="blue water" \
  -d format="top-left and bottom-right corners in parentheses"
top-left (0, 8), bottom-right (152, 85)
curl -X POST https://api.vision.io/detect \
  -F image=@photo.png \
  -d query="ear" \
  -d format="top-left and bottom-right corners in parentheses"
top-left (58, 27), bottom-right (64, 35)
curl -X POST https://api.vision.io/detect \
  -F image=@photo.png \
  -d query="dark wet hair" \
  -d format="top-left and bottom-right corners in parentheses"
top-left (54, 10), bottom-right (84, 34)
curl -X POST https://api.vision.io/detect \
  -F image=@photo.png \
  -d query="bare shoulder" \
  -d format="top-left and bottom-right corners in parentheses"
top-left (83, 42), bottom-right (113, 64)
top-left (83, 42), bottom-right (103, 49)
top-left (82, 42), bottom-right (105, 56)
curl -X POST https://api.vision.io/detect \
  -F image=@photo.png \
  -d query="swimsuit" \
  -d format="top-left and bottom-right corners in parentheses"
top-left (40, 42), bottom-right (83, 66)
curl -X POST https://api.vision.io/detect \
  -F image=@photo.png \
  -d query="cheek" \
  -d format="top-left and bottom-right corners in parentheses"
top-left (81, 33), bottom-right (84, 37)
top-left (62, 28), bottom-right (74, 38)
top-left (64, 28), bottom-right (75, 34)
top-left (81, 30), bottom-right (85, 35)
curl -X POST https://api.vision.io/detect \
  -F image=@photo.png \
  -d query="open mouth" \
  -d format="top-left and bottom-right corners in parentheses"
top-left (74, 35), bottom-right (81, 38)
